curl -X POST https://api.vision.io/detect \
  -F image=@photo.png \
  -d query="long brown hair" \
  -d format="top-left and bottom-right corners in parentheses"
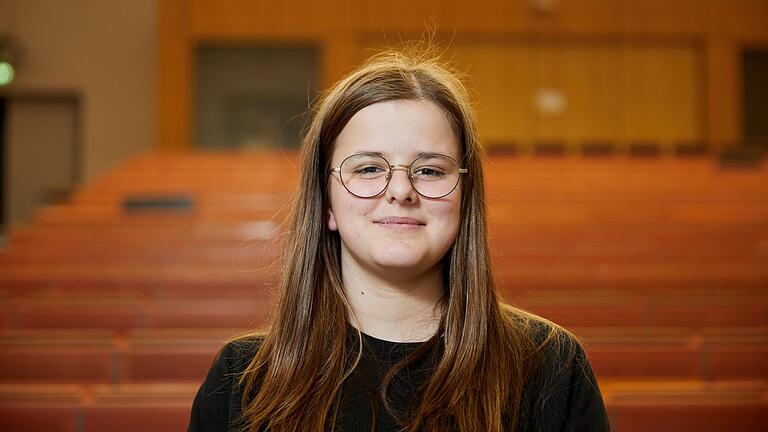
top-left (234, 43), bottom-right (572, 432)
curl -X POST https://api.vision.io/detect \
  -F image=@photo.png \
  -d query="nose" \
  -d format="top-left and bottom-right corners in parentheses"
top-left (384, 165), bottom-right (418, 203)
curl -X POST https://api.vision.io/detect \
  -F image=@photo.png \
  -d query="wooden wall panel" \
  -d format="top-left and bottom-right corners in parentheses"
top-left (452, 41), bottom-right (702, 148)
top-left (709, 0), bottom-right (768, 40)
top-left (156, 0), bottom-right (192, 151)
top-left (452, 0), bottom-right (529, 33)
top-left (451, 45), bottom-right (535, 145)
top-left (156, 0), bottom-right (768, 150)
top-left (191, 0), bottom-right (358, 37)
top-left (320, 35), bottom-right (368, 90)
top-left (532, 0), bottom-right (632, 34)
top-left (706, 38), bottom-right (741, 145)
top-left (623, 0), bottom-right (706, 35)
top-left (623, 45), bottom-right (702, 144)
top-left (359, 0), bottom-right (454, 32)
top-left (191, 0), bottom-right (285, 37)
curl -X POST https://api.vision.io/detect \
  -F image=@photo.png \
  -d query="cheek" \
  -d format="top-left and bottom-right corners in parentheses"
top-left (446, 191), bottom-right (462, 221)
top-left (449, 205), bottom-right (462, 237)
top-left (329, 186), bottom-right (376, 233)
top-left (448, 197), bottom-right (463, 239)
top-left (430, 198), bottom-right (462, 238)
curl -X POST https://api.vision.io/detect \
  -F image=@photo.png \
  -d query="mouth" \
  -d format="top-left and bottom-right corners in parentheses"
top-left (374, 216), bottom-right (426, 227)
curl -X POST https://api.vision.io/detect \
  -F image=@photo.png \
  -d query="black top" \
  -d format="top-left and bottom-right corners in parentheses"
top-left (188, 327), bottom-right (610, 432)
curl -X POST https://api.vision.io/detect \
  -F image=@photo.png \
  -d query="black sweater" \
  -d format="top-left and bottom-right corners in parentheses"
top-left (188, 327), bottom-right (610, 432)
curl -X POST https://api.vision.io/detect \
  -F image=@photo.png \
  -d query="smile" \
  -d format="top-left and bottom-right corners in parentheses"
top-left (374, 217), bottom-right (426, 226)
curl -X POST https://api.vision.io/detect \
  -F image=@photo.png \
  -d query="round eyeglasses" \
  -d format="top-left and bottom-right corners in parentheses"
top-left (329, 152), bottom-right (467, 199)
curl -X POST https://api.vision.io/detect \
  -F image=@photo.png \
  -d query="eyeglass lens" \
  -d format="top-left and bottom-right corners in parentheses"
top-left (339, 154), bottom-right (461, 198)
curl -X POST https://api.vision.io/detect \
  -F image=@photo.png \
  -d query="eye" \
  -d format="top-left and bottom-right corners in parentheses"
top-left (351, 165), bottom-right (387, 178)
top-left (357, 165), bottom-right (381, 173)
top-left (413, 167), bottom-right (446, 178)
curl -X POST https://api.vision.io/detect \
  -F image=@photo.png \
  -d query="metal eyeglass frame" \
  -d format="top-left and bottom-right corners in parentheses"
top-left (329, 152), bottom-right (468, 199)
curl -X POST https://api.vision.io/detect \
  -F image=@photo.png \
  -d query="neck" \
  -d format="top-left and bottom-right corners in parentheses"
top-left (341, 255), bottom-right (445, 343)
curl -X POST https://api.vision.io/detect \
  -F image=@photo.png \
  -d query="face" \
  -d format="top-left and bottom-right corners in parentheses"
top-left (327, 99), bottom-right (462, 280)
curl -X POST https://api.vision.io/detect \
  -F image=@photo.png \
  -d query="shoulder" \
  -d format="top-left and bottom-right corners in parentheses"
top-left (203, 337), bottom-right (263, 391)
top-left (502, 306), bottom-right (611, 431)
top-left (217, 338), bottom-right (263, 375)
top-left (502, 304), bottom-right (584, 366)
top-left (188, 336), bottom-right (263, 432)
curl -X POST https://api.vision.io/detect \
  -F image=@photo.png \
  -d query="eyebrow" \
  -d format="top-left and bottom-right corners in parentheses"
top-left (352, 151), bottom-right (454, 158)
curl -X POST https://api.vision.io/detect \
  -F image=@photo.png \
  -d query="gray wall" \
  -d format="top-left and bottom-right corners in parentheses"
top-left (0, 0), bottom-right (156, 182)
top-left (4, 96), bottom-right (77, 227)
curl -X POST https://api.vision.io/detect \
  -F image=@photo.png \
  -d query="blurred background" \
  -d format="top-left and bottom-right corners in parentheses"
top-left (0, 0), bottom-right (766, 431)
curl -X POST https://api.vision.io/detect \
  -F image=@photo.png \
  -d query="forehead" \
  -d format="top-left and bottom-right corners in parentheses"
top-left (332, 99), bottom-right (461, 162)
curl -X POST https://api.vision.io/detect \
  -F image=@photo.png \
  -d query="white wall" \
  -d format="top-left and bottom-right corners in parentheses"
top-left (0, 0), bottom-right (156, 182)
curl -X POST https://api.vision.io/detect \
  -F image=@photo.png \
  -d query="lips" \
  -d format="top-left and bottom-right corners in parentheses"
top-left (374, 216), bottom-right (426, 226)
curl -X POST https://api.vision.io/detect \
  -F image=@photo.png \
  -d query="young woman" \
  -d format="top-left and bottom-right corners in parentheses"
top-left (189, 46), bottom-right (610, 432)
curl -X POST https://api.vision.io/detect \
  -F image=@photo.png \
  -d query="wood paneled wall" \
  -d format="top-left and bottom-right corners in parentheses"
top-left (157, 0), bottom-right (768, 150)
top-left (450, 41), bottom-right (703, 147)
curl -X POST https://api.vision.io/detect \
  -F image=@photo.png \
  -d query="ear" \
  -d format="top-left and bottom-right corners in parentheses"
top-left (327, 207), bottom-right (338, 231)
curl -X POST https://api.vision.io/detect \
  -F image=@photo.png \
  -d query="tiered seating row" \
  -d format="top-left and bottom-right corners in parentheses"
top-left (0, 297), bottom-right (271, 331)
top-left (0, 152), bottom-right (766, 432)
top-left (0, 327), bottom-right (765, 384)
top-left (1, 380), bottom-right (766, 432)
top-left (0, 287), bottom-right (765, 329)
top-left (0, 383), bottom-right (196, 432)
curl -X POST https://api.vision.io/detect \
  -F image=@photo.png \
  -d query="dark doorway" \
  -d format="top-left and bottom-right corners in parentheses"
top-left (195, 45), bottom-right (319, 150)
top-left (1, 94), bottom-right (80, 232)
top-left (0, 96), bottom-right (6, 234)
top-left (743, 48), bottom-right (768, 147)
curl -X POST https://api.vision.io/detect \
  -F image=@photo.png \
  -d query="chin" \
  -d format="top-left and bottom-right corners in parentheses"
top-left (372, 255), bottom-right (420, 269)
top-left (370, 248), bottom-right (416, 265)
top-left (370, 249), bottom-right (434, 272)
